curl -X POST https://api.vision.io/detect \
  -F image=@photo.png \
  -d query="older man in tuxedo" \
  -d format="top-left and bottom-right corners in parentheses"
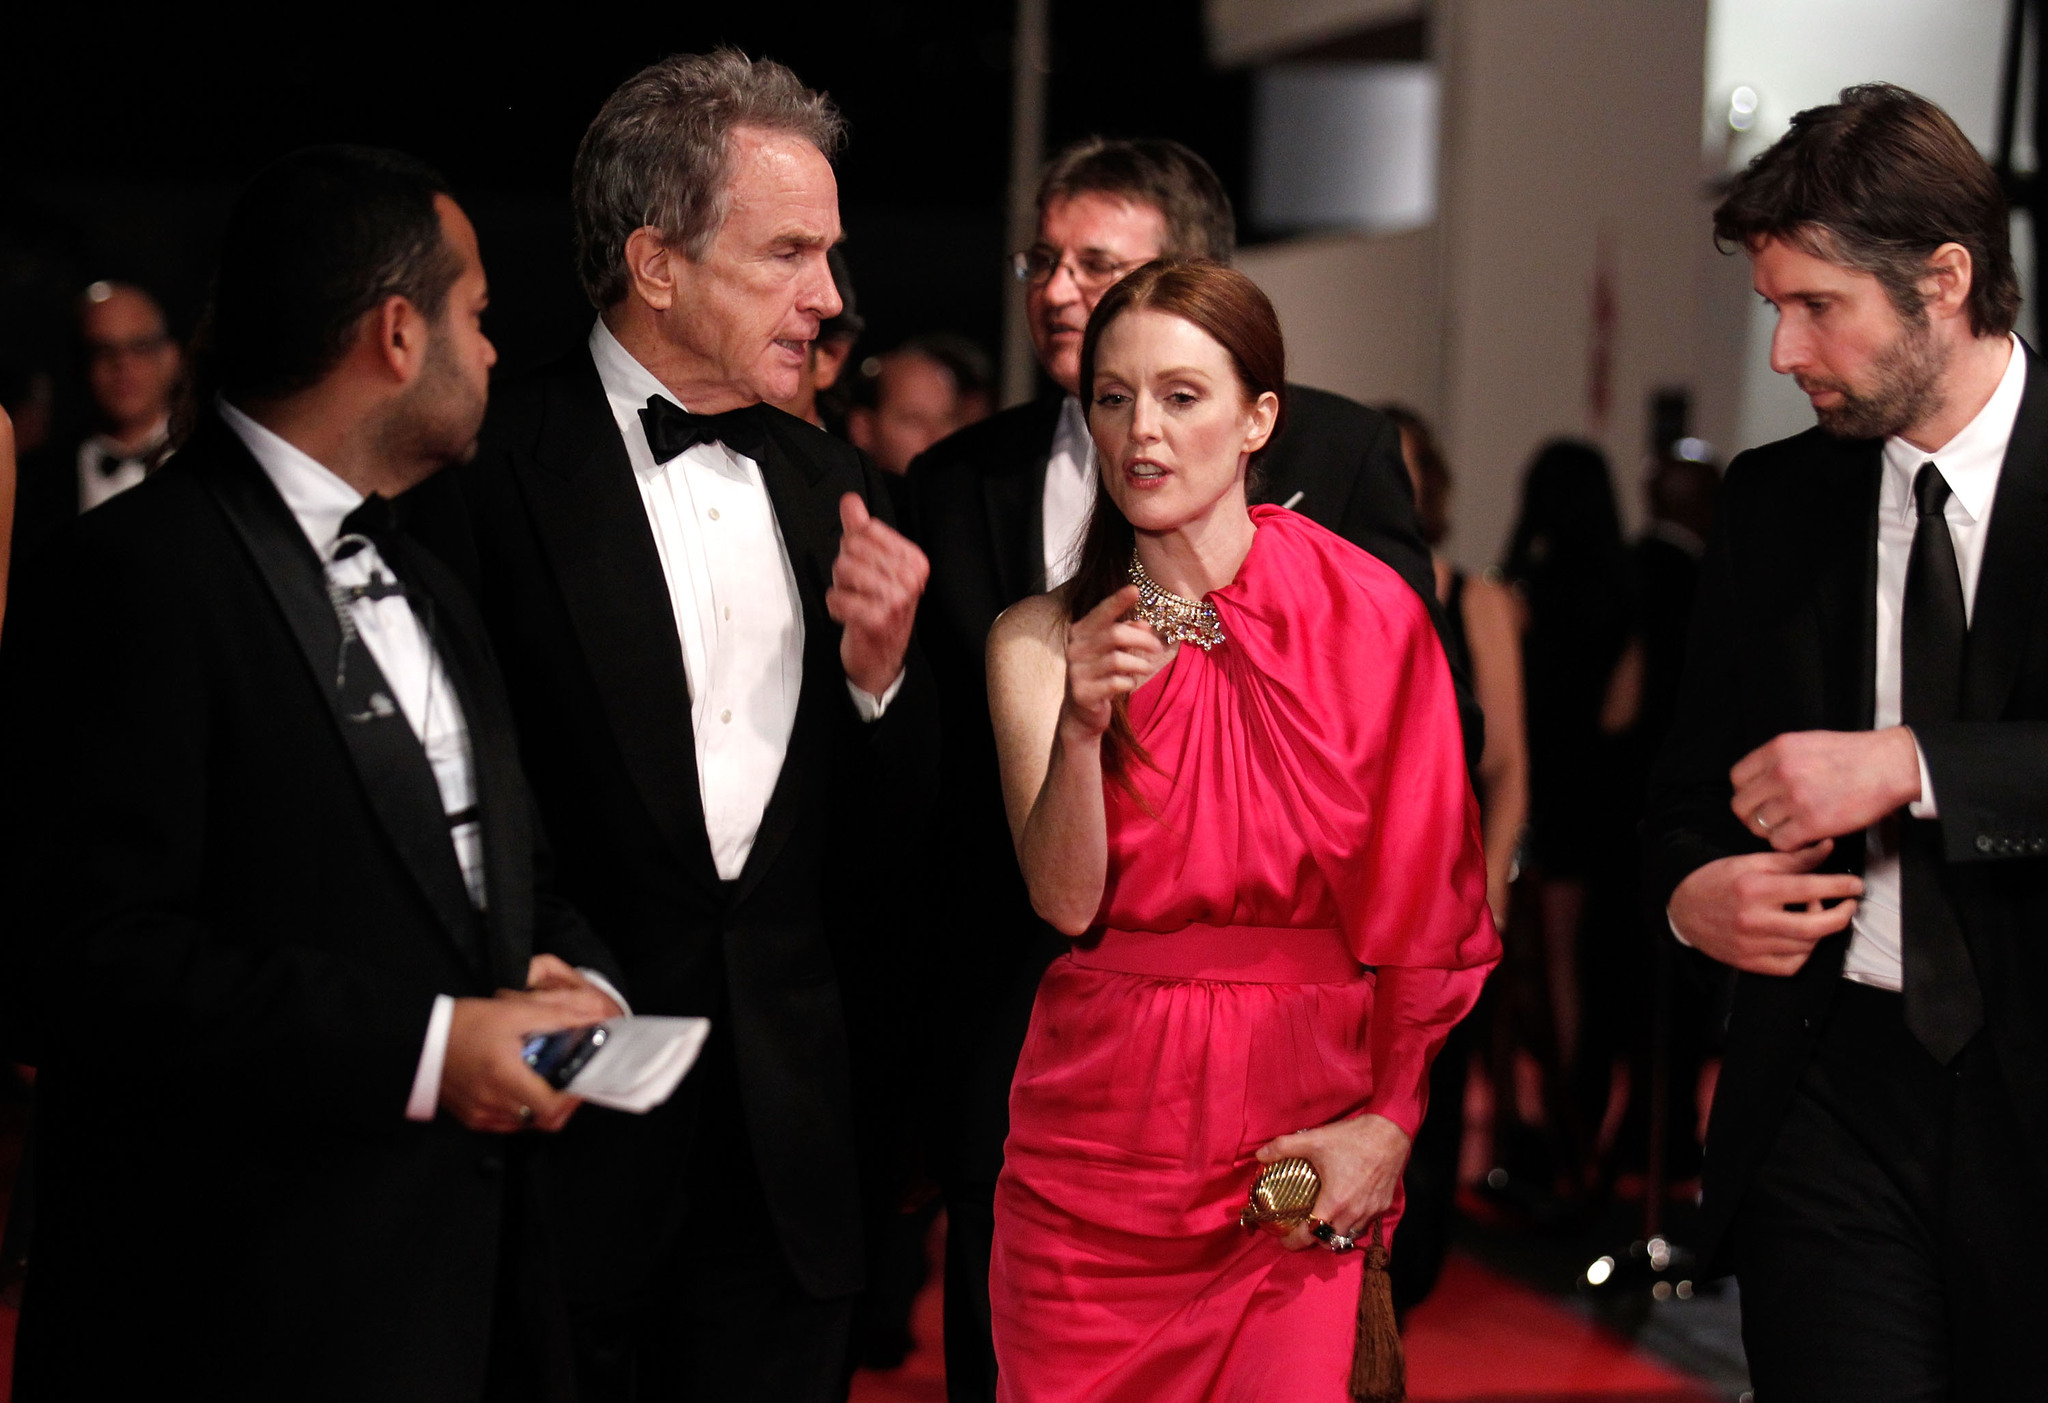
top-left (905, 135), bottom-right (1474, 1402)
top-left (409, 49), bottom-right (937, 1403)
top-left (0, 145), bottom-right (623, 1403)
top-left (1649, 85), bottom-right (2048, 1401)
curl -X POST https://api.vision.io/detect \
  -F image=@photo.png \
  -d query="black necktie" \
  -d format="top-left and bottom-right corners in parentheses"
top-left (97, 448), bottom-right (132, 480)
top-left (1899, 460), bottom-right (1984, 1062)
top-left (639, 396), bottom-right (771, 466)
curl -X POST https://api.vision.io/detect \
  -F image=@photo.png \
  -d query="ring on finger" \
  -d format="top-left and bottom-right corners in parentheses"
top-left (1753, 808), bottom-right (1774, 832)
top-left (1311, 1220), bottom-right (1357, 1253)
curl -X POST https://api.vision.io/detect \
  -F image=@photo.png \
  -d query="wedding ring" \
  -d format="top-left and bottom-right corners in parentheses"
top-left (1753, 810), bottom-right (1774, 832)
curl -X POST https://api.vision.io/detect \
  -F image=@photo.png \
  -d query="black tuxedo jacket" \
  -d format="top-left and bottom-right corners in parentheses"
top-left (407, 346), bottom-right (940, 1299)
top-left (0, 414), bottom-right (616, 1402)
top-left (1645, 343), bottom-right (2048, 1270)
top-left (903, 383), bottom-right (1467, 1186)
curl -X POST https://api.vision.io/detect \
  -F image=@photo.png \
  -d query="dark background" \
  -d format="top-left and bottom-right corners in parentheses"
top-left (2, 2), bottom-right (1253, 436)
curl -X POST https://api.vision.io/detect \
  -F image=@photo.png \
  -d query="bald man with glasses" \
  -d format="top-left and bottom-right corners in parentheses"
top-left (903, 134), bottom-right (1474, 1403)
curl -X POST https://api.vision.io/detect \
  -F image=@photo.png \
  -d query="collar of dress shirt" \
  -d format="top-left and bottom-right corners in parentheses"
top-left (1051, 393), bottom-right (1091, 474)
top-left (590, 316), bottom-right (690, 421)
top-left (217, 397), bottom-right (365, 557)
top-left (1881, 333), bottom-right (2026, 523)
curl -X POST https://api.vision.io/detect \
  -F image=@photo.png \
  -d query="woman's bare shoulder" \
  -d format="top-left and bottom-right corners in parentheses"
top-left (990, 591), bottom-right (1070, 653)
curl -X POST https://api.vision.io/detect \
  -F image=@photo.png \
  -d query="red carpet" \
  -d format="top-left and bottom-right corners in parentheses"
top-left (851, 1226), bottom-right (1711, 1403)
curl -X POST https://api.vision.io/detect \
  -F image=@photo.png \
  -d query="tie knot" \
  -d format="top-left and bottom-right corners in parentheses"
top-left (1914, 461), bottom-right (1952, 518)
top-left (640, 396), bottom-right (770, 466)
top-left (334, 493), bottom-right (399, 559)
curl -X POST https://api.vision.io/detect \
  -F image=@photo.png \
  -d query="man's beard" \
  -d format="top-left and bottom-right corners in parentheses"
top-left (1801, 315), bottom-right (1946, 441)
top-left (382, 324), bottom-right (486, 470)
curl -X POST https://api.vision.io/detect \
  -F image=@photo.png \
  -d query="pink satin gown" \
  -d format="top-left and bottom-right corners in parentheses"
top-left (989, 506), bottom-right (1500, 1402)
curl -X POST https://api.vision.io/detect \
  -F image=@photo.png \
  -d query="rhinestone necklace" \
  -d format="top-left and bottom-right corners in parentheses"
top-left (1128, 550), bottom-right (1225, 651)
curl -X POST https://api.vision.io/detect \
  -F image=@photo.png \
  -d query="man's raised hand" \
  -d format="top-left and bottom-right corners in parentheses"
top-left (1060, 584), bottom-right (1168, 741)
top-left (827, 492), bottom-right (929, 700)
top-left (1730, 727), bottom-right (1923, 851)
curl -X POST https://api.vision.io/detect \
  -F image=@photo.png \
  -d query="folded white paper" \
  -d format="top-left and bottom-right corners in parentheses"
top-left (565, 1015), bottom-right (711, 1114)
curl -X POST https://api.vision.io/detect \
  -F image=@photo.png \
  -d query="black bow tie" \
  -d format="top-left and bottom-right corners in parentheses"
top-left (639, 396), bottom-right (771, 466)
top-left (334, 493), bottom-right (401, 559)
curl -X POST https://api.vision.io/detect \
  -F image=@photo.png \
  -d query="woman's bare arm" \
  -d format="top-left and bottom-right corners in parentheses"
top-left (1462, 573), bottom-right (1529, 927)
top-left (987, 585), bottom-right (1165, 935)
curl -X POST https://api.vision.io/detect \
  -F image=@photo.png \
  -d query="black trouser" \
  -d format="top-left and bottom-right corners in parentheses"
top-left (1732, 980), bottom-right (2048, 1402)
top-left (557, 1032), bottom-right (855, 1403)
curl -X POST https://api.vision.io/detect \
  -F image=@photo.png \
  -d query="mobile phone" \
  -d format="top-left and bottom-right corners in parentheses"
top-left (521, 1024), bottom-right (609, 1090)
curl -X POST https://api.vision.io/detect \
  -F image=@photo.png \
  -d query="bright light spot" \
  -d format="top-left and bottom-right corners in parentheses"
top-left (1652, 1280), bottom-right (1674, 1301)
top-left (1675, 1280), bottom-right (1695, 1300)
top-left (1586, 1255), bottom-right (1615, 1286)
top-left (1676, 436), bottom-right (1713, 462)
top-left (85, 280), bottom-right (114, 303)
top-left (1731, 85), bottom-right (1758, 115)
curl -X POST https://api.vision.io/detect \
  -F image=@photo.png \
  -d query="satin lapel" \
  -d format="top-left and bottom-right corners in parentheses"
top-left (516, 354), bottom-right (721, 892)
top-left (984, 398), bottom-right (1061, 601)
top-left (732, 415), bottom-right (840, 905)
top-left (401, 542), bottom-right (532, 989)
top-left (1964, 342), bottom-right (2048, 721)
top-left (192, 425), bottom-right (486, 972)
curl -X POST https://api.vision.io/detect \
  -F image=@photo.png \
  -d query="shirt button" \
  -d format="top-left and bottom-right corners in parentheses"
top-left (708, 507), bottom-right (720, 521)
top-left (720, 709), bottom-right (732, 724)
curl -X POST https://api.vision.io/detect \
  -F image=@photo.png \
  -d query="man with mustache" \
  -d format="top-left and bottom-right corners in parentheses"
top-left (410, 50), bottom-right (937, 1402)
top-left (904, 136), bottom-right (1473, 1403)
top-left (1648, 84), bottom-right (2048, 1400)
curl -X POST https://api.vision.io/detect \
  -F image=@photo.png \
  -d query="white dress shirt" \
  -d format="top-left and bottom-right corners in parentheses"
top-left (1042, 394), bottom-right (1096, 591)
top-left (219, 401), bottom-right (490, 1121)
top-left (1844, 333), bottom-right (2026, 990)
top-left (588, 321), bottom-right (898, 883)
top-left (77, 417), bottom-right (167, 512)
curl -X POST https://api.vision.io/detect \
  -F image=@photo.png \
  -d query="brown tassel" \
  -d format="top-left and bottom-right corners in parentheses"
top-left (1348, 1219), bottom-right (1405, 1403)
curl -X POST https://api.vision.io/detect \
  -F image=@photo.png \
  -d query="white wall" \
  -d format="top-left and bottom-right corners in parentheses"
top-left (1703, 0), bottom-right (2014, 454)
top-left (1432, 0), bottom-right (1710, 567)
top-left (1238, 226), bottom-right (1442, 419)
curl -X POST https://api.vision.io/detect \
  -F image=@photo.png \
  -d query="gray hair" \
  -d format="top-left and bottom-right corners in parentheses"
top-left (572, 49), bottom-right (847, 309)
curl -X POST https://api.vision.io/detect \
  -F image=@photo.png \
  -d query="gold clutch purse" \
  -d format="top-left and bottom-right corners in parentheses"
top-left (1238, 1156), bottom-right (1320, 1233)
top-left (1236, 1155), bottom-right (1407, 1403)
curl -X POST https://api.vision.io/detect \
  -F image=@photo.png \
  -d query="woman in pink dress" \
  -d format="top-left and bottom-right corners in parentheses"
top-left (985, 260), bottom-right (1499, 1402)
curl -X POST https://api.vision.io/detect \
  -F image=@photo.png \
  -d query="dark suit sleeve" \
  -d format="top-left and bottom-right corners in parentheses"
top-left (1643, 455), bottom-right (1761, 910)
top-left (1914, 723), bottom-right (2048, 863)
top-left (0, 534), bottom-right (435, 1123)
top-left (1332, 412), bottom-right (1486, 772)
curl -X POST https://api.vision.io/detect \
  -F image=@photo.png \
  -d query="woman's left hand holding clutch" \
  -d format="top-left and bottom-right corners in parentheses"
top-left (1255, 1114), bottom-right (1412, 1252)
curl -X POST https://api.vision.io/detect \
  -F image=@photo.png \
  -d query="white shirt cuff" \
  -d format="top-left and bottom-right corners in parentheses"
top-left (406, 994), bottom-right (456, 1122)
top-left (847, 669), bottom-right (906, 722)
top-left (1907, 736), bottom-right (1939, 819)
top-left (577, 968), bottom-right (631, 1017)
top-left (1667, 909), bottom-right (1695, 949)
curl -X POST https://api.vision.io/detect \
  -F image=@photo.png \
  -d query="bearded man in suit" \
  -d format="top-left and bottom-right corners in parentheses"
top-left (408, 49), bottom-right (937, 1403)
top-left (1649, 84), bottom-right (2048, 1401)
top-left (0, 144), bottom-right (623, 1403)
top-left (904, 135), bottom-right (1475, 1402)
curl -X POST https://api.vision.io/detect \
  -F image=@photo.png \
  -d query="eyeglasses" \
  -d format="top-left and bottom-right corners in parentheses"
top-left (1011, 246), bottom-right (1148, 291)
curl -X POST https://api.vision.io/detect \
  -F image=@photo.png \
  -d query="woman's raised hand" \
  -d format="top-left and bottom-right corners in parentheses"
top-left (1060, 584), bottom-right (1168, 740)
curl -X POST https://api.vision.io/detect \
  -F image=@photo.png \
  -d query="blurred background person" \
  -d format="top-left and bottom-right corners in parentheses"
top-left (1381, 404), bottom-right (1527, 1310)
top-left (848, 332), bottom-right (994, 476)
top-left (1495, 438), bottom-right (1639, 1204)
top-left (10, 282), bottom-right (181, 570)
top-left (772, 246), bottom-right (863, 434)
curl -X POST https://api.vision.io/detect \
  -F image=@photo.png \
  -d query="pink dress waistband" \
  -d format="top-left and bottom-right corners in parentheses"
top-left (1067, 924), bottom-right (1364, 984)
